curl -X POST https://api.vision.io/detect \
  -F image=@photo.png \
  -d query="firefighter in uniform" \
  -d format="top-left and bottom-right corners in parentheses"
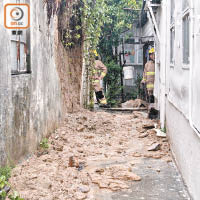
top-left (141, 48), bottom-right (155, 103)
top-left (93, 53), bottom-right (107, 106)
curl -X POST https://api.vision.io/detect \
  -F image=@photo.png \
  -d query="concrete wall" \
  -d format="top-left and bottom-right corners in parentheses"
top-left (0, 0), bottom-right (82, 165)
top-left (166, 101), bottom-right (200, 200)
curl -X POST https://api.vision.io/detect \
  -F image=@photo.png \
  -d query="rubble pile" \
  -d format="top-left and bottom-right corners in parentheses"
top-left (9, 110), bottom-right (171, 200)
top-left (121, 99), bottom-right (147, 108)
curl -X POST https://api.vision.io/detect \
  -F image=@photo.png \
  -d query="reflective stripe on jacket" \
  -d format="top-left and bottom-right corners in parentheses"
top-left (142, 60), bottom-right (155, 92)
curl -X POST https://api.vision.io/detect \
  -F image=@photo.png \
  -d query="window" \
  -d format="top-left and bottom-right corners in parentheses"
top-left (138, 46), bottom-right (143, 64)
top-left (170, 0), bottom-right (175, 64)
top-left (170, 0), bottom-right (175, 24)
top-left (11, 0), bottom-right (31, 75)
top-left (182, 13), bottom-right (190, 65)
top-left (170, 27), bottom-right (175, 64)
top-left (182, 0), bottom-right (189, 11)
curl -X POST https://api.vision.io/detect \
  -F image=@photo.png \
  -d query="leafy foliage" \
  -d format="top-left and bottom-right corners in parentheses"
top-left (8, 191), bottom-right (24, 200)
top-left (39, 138), bottom-right (49, 150)
top-left (98, 0), bottom-right (142, 60)
top-left (0, 167), bottom-right (11, 181)
top-left (81, 0), bottom-right (142, 106)
top-left (0, 176), bottom-right (8, 200)
top-left (0, 168), bottom-right (24, 200)
top-left (59, 0), bottom-right (142, 106)
top-left (104, 61), bottom-right (122, 106)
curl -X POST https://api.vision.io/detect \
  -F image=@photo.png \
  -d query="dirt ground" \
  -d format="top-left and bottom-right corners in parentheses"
top-left (9, 110), bottom-right (172, 200)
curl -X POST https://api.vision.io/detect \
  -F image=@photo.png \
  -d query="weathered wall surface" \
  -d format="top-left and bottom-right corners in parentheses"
top-left (166, 101), bottom-right (200, 200)
top-left (0, 0), bottom-right (82, 164)
top-left (153, 0), bottom-right (200, 199)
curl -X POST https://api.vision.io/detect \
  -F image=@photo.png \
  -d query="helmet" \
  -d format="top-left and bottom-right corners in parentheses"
top-left (149, 48), bottom-right (155, 54)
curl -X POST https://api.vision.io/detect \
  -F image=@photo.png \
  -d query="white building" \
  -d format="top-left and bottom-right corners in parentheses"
top-left (143, 0), bottom-right (200, 199)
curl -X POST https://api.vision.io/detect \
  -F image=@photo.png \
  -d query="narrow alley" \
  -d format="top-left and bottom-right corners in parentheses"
top-left (1, 0), bottom-right (200, 199)
top-left (9, 110), bottom-right (190, 200)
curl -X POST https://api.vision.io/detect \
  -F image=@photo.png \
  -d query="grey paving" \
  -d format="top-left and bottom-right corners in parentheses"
top-left (111, 158), bottom-right (191, 200)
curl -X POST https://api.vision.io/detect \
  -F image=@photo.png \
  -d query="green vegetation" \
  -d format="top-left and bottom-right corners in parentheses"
top-left (82, 0), bottom-right (142, 105)
top-left (39, 138), bottom-right (49, 150)
top-left (8, 191), bottom-right (24, 200)
top-left (60, 0), bottom-right (142, 106)
top-left (0, 166), bottom-right (11, 181)
top-left (104, 61), bottom-right (122, 106)
top-left (0, 176), bottom-right (8, 200)
top-left (0, 166), bottom-right (24, 200)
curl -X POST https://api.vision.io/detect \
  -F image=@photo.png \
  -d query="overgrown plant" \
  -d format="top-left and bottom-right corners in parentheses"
top-left (8, 191), bottom-right (24, 200)
top-left (0, 166), bottom-right (11, 181)
top-left (0, 167), bottom-right (24, 200)
top-left (0, 176), bottom-right (8, 200)
top-left (104, 61), bottom-right (122, 106)
top-left (39, 138), bottom-right (49, 149)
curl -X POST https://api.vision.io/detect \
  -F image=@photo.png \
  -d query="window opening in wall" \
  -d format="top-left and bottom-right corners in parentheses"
top-left (170, 0), bottom-right (175, 24)
top-left (182, 13), bottom-right (190, 65)
top-left (170, 27), bottom-right (175, 64)
top-left (11, 0), bottom-right (31, 75)
top-left (170, 0), bottom-right (175, 65)
top-left (182, 0), bottom-right (189, 11)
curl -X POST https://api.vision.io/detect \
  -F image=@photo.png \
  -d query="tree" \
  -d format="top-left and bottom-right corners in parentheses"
top-left (98, 0), bottom-right (142, 62)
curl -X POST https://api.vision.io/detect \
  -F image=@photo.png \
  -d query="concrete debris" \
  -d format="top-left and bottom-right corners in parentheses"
top-left (138, 132), bottom-right (149, 138)
top-left (8, 110), bottom-right (171, 200)
top-left (89, 165), bottom-right (141, 191)
top-left (77, 126), bottom-right (85, 132)
top-left (79, 185), bottom-right (90, 193)
top-left (148, 143), bottom-right (161, 151)
top-left (155, 129), bottom-right (167, 138)
top-left (122, 99), bottom-right (147, 108)
top-left (143, 123), bottom-right (155, 129)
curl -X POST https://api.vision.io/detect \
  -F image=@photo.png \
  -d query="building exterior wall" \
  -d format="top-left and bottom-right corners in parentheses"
top-left (149, 0), bottom-right (200, 199)
top-left (0, 0), bottom-right (82, 165)
top-left (166, 101), bottom-right (200, 200)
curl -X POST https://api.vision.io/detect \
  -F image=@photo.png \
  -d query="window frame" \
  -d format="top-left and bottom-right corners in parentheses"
top-left (182, 6), bottom-right (190, 69)
top-left (170, 0), bottom-right (175, 67)
top-left (11, 0), bottom-right (31, 75)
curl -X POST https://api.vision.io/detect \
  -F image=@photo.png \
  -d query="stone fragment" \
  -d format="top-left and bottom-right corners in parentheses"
top-left (138, 132), bottom-right (149, 138)
top-left (143, 124), bottom-right (155, 129)
top-left (79, 185), bottom-right (90, 193)
top-left (132, 152), bottom-right (142, 157)
top-left (148, 143), bottom-right (161, 151)
top-left (155, 129), bottom-right (167, 138)
top-left (53, 145), bottom-right (63, 152)
top-left (122, 99), bottom-right (147, 108)
top-left (75, 192), bottom-right (87, 200)
top-left (69, 156), bottom-right (75, 167)
top-left (77, 126), bottom-right (85, 132)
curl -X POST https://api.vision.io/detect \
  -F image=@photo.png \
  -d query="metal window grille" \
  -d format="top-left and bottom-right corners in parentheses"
top-left (11, 0), bottom-right (31, 75)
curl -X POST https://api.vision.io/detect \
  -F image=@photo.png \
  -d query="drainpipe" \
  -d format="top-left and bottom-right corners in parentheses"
top-left (189, 0), bottom-right (200, 138)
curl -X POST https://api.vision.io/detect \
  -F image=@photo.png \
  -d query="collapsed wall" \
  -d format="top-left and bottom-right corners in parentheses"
top-left (0, 0), bottom-right (83, 165)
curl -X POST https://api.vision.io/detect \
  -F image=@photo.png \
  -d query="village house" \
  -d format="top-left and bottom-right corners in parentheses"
top-left (140, 0), bottom-right (200, 199)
